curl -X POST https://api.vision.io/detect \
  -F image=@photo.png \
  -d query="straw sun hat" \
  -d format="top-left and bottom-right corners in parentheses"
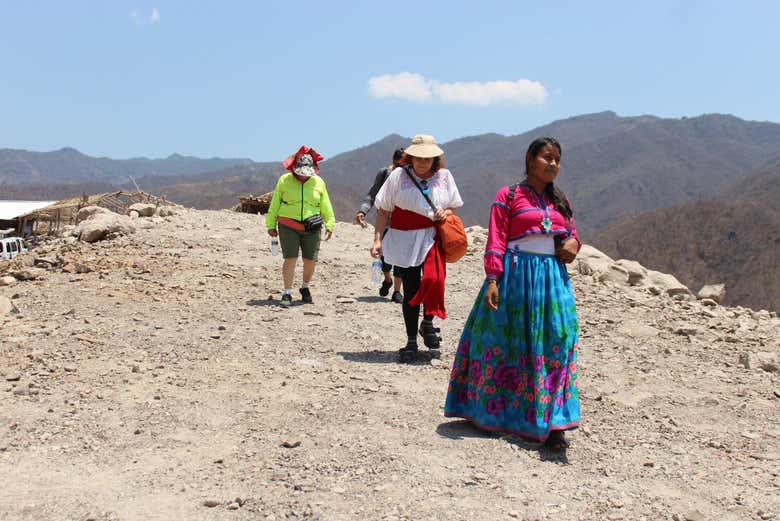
top-left (404, 134), bottom-right (444, 158)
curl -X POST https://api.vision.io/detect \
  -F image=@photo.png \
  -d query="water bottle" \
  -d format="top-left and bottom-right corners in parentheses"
top-left (370, 259), bottom-right (383, 286)
top-left (271, 239), bottom-right (279, 256)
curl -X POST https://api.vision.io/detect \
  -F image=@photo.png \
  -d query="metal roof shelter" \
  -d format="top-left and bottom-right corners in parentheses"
top-left (0, 200), bottom-right (57, 238)
top-left (0, 190), bottom-right (174, 239)
top-left (0, 201), bottom-right (57, 220)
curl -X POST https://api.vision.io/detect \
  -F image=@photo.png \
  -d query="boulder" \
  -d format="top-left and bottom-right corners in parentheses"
top-left (697, 283), bottom-right (726, 304)
top-left (11, 267), bottom-right (46, 281)
top-left (128, 203), bottom-right (156, 217)
top-left (576, 245), bottom-right (614, 277)
top-left (129, 210), bottom-right (140, 219)
top-left (674, 326), bottom-right (700, 336)
top-left (755, 352), bottom-right (779, 373)
top-left (157, 206), bottom-right (177, 217)
top-left (646, 270), bottom-right (690, 297)
top-left (60, 225), bottom-right (76, 238)
top-left (34, 256), bottom-right (59, 268)
top-left (0, 295), bottom-right (18, 316)
top-left (750, 309), bottom-right (772, 321)
top-left (73, 213), bottom-right (136, 243)
top-left (135, 220), bottom-right (154, 230)
top-left (614, 259), bottom-right (647, 286)
top-left (0, 276), bottom-right (16, 286)
top-left (75, 205), bottom-right (111, 224)
top-left (75, 263), bottom-right (92, 274)
top-left (598, 264), bottom-right (629, 285)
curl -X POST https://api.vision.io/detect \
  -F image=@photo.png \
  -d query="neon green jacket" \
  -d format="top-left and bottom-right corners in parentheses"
top-left (265, 173), bottom-right (336, 231)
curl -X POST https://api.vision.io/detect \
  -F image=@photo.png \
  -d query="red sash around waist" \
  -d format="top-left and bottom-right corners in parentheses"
top-left (389, 207), bottom-right (447, 319)
top-left (390, 207), bottom-right (435, 230)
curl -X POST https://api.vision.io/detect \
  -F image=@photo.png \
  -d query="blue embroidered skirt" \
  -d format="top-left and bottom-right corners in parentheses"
top-left (444, 249), bottom-right (580, 441)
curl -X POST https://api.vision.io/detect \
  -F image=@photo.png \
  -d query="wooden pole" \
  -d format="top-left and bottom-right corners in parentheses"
top-left (129, 176), bottom-right (142, 194)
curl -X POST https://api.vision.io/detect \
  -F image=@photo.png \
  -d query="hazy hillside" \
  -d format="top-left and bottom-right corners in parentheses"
top-left (134, 171), bottom-right (280, 210)
top-left (4, 112), bottom-right (780, 311)
top-left (593, 164), bottom-right (780, 312)
top-left (319, 112), bottom-right (780, 237)
top-left (6, 112), bottom-right (780, 239)
top-left (0, 147), bottom-right (252, 185)
top-left (0, 181), bottom-right (119, 201)
top-left (121, 161), bottom-right (280, 192)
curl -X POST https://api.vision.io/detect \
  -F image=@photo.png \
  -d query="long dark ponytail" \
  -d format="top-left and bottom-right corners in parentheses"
top-left (524, 137), bottom-right (573, 221)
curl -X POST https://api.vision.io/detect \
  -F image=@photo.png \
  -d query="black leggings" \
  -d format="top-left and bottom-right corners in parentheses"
top-left (396, 264), bottom-right (433, 341)
top-left (380, 229), bottom-right (400, 276)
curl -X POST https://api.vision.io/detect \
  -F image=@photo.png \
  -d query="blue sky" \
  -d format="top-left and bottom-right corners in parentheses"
top-left (1, 1), bottom-right (778, 161)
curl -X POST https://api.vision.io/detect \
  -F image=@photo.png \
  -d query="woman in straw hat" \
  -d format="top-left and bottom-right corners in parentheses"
top-left (444, 137), bottom-right (581, 451)
top-left (370, 134), bottom-right (463, 363)
top-left (266, 145), bottom-right (335, 307)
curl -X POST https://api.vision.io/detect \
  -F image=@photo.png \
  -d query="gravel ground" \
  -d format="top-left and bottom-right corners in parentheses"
top-left (1, 208), bottom-right (779, 521)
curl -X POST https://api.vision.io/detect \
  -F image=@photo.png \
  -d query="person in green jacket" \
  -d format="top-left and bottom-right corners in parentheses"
top-left (266, 146), bottom-right (335, 307)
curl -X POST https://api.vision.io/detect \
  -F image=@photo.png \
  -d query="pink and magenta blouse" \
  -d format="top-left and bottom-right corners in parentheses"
top-left (484, 183), bottom-right (582, 280)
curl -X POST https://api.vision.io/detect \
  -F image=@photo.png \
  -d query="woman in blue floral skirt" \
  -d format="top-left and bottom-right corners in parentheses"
top-left (444, 137), bottom-right (582, 450)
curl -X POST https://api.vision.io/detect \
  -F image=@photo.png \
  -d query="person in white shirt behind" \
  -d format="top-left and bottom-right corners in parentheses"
top-left (370, 134), bottom-right (463, 363)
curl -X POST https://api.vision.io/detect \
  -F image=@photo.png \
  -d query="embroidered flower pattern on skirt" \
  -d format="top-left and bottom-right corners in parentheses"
top-left (444, 249), bottom-right (580, 441)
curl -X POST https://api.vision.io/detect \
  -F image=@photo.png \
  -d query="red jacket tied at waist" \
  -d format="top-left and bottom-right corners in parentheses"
top-left (390, 207), bottom-right (447, 319)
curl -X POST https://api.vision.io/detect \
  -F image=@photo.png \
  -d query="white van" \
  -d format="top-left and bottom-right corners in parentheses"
top-left (0, 236), bottom-right (27, 261)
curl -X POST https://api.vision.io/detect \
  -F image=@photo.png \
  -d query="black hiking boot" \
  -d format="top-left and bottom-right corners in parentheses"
top-left (418, 321), bottom-right (441, 349)
top-left (398, 342), bottom-right (418, 364)
top-left (299, 287), bottom-right (313, 304)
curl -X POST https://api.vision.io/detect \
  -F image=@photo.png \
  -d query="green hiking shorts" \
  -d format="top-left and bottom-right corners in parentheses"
top-left (278, 223), bottom-right (322, 261)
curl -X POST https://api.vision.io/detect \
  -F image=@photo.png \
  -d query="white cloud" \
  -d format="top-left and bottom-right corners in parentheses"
top-left (368, 73), bottom-right (548, 107)
top-left (131, 7), bottom-right (160, 26)
top-left (434, 79), bottom-right (547, 106)
top-left (368, 73), bottom-right (433, 102)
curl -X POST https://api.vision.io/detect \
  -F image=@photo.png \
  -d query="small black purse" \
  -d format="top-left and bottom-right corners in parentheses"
top-left (302, 214), bottom-right (323, 231)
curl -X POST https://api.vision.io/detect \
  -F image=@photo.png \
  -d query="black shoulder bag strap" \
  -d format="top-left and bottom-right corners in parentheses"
top-left (403, 167), bottom-right (437, 213)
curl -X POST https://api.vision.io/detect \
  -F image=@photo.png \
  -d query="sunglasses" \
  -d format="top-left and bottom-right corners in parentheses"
top-left (419, 179), bottom-right (431, 195)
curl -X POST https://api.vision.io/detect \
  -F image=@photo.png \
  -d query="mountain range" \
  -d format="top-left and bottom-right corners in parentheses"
top-left (592, 162), bottom-right (780, 312)
top-left (0, 147), bottom-right (253, 185)
top-left (2, 111), bottom-right (779, 310)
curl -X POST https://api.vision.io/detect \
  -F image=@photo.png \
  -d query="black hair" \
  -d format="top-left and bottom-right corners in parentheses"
top-left (392, 148), bottom-right (405, 162)
top-left (524, 137), bottom-right (572, 221)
